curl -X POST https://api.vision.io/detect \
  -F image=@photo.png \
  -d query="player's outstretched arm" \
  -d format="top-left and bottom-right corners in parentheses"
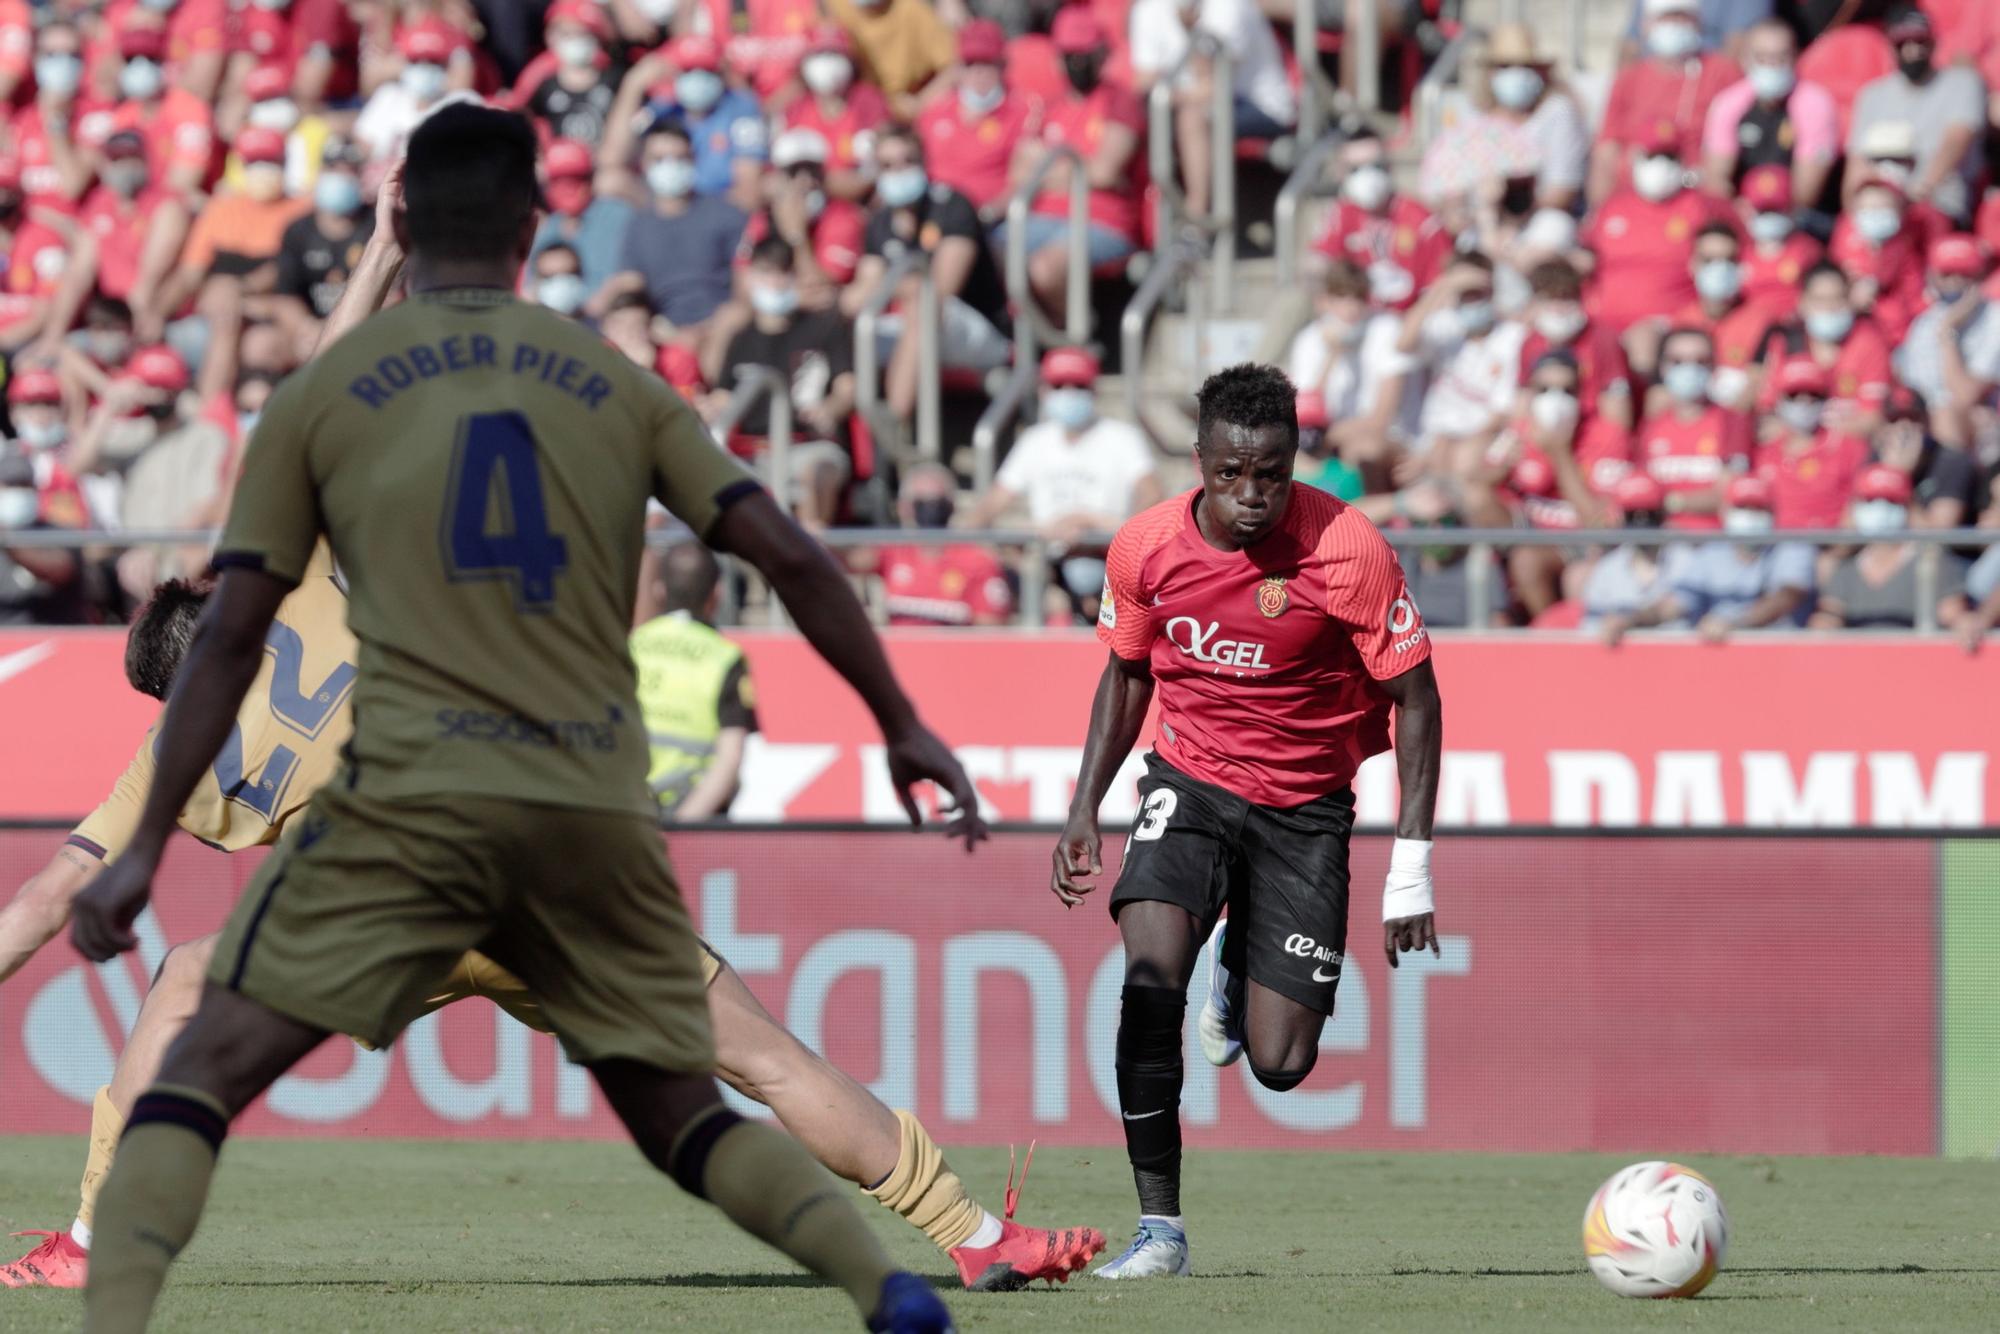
top-left (314, 158), bottom-right (408, 354)
top-left (0, 846), bottom-right (98, 983)
top-left (710, 490), bottom-right (987, 848)
top-left (70, 569), bottom-right (295, 962)
top-left (1050, 652), bottom-right (1155, 908)
top-left (1378, 658), bottom-right (1443, 968)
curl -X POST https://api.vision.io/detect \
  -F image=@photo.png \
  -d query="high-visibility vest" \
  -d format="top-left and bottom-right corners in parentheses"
top-left (628, 611), bottom-right (751, 811)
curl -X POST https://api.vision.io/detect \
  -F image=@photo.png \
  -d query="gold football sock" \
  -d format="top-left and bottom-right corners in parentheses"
top-left (683, 1109), bottom-right (897, 1315)
top-left (83, 1085), bottom-right (227, 1334)
top-left (863, 1109), bottom-right (984, 1251)
top-left (76, 1085), bottom-right (125, 1239)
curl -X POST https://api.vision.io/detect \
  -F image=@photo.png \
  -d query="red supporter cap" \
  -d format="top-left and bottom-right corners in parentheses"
top-left (117, 23), bottom-right (168, 61)
top-left (245, 64), bottom-right (292, 103)
top-left (1775, 357), bottom-right (1831, 397)
top-left (1041, 346), bottom-right (1100, 386)
top-left (957, 19), bottom-right (1006, 65)
top-left (129, 345), bottom-right (189, 394)
top-left (1635, 121), bottom-right (1681, 159)
top-left (1884, 383), bottom-right (1925, 422)
top-left (1929, 233), bottom-right (1987, 278)
top-left (544, 138), bottom-right (594, 179)
top-left (236, 127), bottom-right (287, 165)
top-left (547, 0), bottom-right (612, 39)
top-left (398, 20), bottom-right (460, 64)
top-left (1613, 472), bottom-right (1666, 513)
top-left (1725, 474), bottom-right (1774, 510)
top-left (669, 34), bottom-right (723, 70)
top-left (1295, 389), bottom-right (1329, 429)
top-left (7, 367), bottom-right (60, 405)
top-left (805, 23), bottom-right (853, 57)
top-left (1052, 7), bottom-right (1106, 54)
top-left (1853, 463), bottom-right (1912, 504)
top-left (1739, 163), bottom-right (1791, 212)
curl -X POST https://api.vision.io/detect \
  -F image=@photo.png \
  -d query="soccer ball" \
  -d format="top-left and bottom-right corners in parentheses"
top-left (1581, 1161), bottom-right (1729, 1298)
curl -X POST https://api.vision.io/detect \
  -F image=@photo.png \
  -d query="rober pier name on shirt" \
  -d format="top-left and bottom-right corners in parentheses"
top-left (346, 336), bottom-right (614, 412)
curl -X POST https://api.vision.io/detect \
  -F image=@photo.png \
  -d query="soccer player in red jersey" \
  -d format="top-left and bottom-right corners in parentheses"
top-left (1050, 365), bottom-right (1443, 1279)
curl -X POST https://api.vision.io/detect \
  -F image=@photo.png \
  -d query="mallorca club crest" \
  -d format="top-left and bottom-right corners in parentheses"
top-left (1257, 576), bottom-right (1288, 618)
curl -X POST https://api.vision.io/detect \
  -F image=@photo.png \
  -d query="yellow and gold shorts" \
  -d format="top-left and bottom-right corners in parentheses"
top-left (210, 784), bottom-right (716, 1073)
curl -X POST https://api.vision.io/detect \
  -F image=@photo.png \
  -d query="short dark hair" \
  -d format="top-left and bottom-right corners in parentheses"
top-left (1802, 259), bottom-right (1849, 291)
top-left (749, 236), bottom-right (795, 270)
top-left (1448, 249), bottom-right (1495, 275)
top-left (86, 294), bottom-right (133, 327)
top-left (642, 120), bottom-right (693, 151)
top-left (1528, 258), bottom-right (1581, 300)
top-left (1195, 363), bottom-right (1297, 452)
top-left (877, 124), bottom-right (924, 162)
top-left (125, 577), bottom-right (212, 700)
top-left (1695, 221), bottom-right (1740, 246)
top-left (660, 540), bottom-right (722, 613)
top-left (404, 104), bottom-right (543, 264)
top-left (1321, 259), bottom-right (1369, 300)
top-left (605, 289), bottom-right (656, 318)
top-left (1660, 325), bottom-right (1715, 358)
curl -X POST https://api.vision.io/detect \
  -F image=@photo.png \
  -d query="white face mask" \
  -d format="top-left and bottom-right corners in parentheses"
top-left (1341, 163), bottom-right (1391, 211)
top-left (34, 54), bottom-right (82, 97)
top-left (1489, 66), bottom-right (1543, 110)
top-left (1534, 306), bottom-right (1586, 344)
top-left (16, 418), bottom-right (66, 450)
top-left (646, 156), bottom-right (696, 199)
top-left (1647, 20), bottom-right (1701, 60)
top-left (802, 54), bottom-right (853, 97)
top-left (1722, 507), bottom-right (1774, 536)
top-left (959, 82), bottom-right (1004, 116)
top-left (635, 0), bottom-right (679, 20)
top-left (401, 61), bottom-right (448, 102)
top-left (1852, 206), bottom-right (1901, 244)
top-left (1776, 396), bottom-right (1824, 434)
top-left (248, 98), bottom-right (299, 132)
top-left (1749, 211), bottom-right (1794, 244)
top-left (119, 57), bottom-right (164, 101)
top-left (1529, 388), bottom-right (1580, 433)
top-left (1851, 498), bottom-right (1907, 536)
top-left (749, 282), bottom-right (799, 318)
top-left (1632, 155), bottom-right (1683, 202)
top-left (1748, 62), bottom-right (1796, 101)
top-left (538, 273), bottom-right (587, 315)
top-left (0, 487), bottom-right (36, 529)
top-left (553, 35), bottom-right (599, 68)
top-left (1044, 386), bottom-right (1096, 430)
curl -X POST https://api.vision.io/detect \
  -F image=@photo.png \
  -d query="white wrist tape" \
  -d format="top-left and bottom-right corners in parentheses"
top-left (1383, 838), bottom-right (1435, 922)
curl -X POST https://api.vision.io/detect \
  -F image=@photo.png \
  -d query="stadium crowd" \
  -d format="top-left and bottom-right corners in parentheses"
top-left (0, 0), bottom-right (1998, 643)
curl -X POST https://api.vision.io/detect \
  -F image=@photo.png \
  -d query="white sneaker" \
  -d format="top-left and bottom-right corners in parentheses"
top-left (1197, 924), bottom-right (1244, 1067)
top-left (1094, 1218), bottom-right (1191, 1279)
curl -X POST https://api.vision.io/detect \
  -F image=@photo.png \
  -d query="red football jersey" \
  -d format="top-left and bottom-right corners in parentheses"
top-left (1033, 83), bottom-right (1145, 243)
top-left (1098, 487), bottom-right (1430, 808)
top-left (1671, 297), bottom-right (1772, 370)
top-left (1518, 319), bottom-right (1632, 423)
top-left (1310, 196), bottom-right (1449, 310)
top-left (81, 184), bottom-right (170, 301)
top-left (1638, 404), bottom-right (1753, 530)
top-left (878, 545), bottom-right (1014, 626)
top-left (1827, 212), bottom-right (1931, 344)
top-left (918, 93), bottom-right (1033, 212)
top-left (1585, 190), bottom-right (1730, 335)
top-left (1740, 232), bottom-right (1822, 316)
top-left (1492, 416), bottom-right (1634, 529)
top-left (1597, 54), bottom-right (1742, 168)
top-left (784, 84), bottom-right (891, 173)
top-left (1757, 431), bottom-right (1868, 529)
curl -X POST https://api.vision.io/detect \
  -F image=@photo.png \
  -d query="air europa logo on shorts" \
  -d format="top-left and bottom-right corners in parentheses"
top-left (1284, 933), bottom-right (1341, 965)
top-left (1163, 617), bottom-right (1270, 670)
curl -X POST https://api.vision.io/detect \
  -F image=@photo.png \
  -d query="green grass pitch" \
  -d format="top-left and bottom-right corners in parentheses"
top-left (4, 1139), bottom-right (1996, 1332)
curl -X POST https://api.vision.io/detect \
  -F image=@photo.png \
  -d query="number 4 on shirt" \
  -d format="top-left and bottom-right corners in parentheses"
top-left (440, 411), bottom-right (570, 611)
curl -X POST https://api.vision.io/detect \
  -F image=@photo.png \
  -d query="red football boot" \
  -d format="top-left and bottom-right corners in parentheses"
top-left (948, 1143), bottom-right (1106, 1292)
top-left (1, 1231), bottom-right (88, 1289)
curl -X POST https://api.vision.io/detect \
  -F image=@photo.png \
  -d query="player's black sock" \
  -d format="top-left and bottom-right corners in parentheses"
top-left (1116, 983), bottom-right (1186, 1217)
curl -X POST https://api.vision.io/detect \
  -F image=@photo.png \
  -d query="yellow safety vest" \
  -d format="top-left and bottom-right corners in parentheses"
top-left (628, 611), bottom-right (755, 812)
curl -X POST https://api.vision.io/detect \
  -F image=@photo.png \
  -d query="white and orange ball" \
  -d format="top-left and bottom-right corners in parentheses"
top-left (1581, 1161), bottom-right (1729, 1298)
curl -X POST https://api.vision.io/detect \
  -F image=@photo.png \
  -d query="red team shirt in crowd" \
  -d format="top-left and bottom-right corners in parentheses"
top-left (1034, 83), bottom-right (1145, 244)
top-left (784, 83), bottom-right (890, 174)
top-left (1098, 487), bottom-right (1430, 808)
top-left (0, 0), bottom-right (29, 100)
top-left (1518, 322), bottom-right (1632, 422)
top-left (13, 103), bottom-right (107, 213)
top-left (1596, 54), bottom-right (1742, 169)
top-left (735, 200), bottom-right (866, 285)
top-left (917, 94), bottom-right (1033, 212)
top-left (1827, 211), bottom-right (1936, 343)
top-left (1, 218), bottom-right (69, 322)
top-left (1758, 431), bottom-right (1869, 528)
top-left (1672, 297), bottom-right (1773, 371)
top-left (877, 545), bottom-right (1014, 626)
top-left (106, 88), bottom-right (215, 190)
top-left (1639, 405), bottom-right (1753, 529)
top-left (1585, 190), bottom-right (1731, 335)
top-left (1494, 417), bottom-right (1634, 528)
top-left (1756, 317), bottom-right (1893, 411)
top-left (80, 182), bottom-right (168, 300)
top-left (719, 0), bottom-right (820, 100)
top-left (1310, 196), bottom-right (1450, 310)
top-left (1741, 233), bottom-right (1822, 315)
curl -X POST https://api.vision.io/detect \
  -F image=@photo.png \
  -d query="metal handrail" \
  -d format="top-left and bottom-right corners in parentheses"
top-left (1118, 236), bottom-right (1207, 445)
top-left (1414, 23), bottom-right (1476, 153)
top-left (1352, 0), bottom-right (1381, 112)
top-left (1146, 34), bottom-right (1235, 303)
top-left (708, 363), bottom-right (792, 504)
top-left (1293, 0), bottom-right (1334, 144)
top-left (1003, 144), bottom-right (1090, 348)
top-left (1274, 131), bottom-right (1349, 290)
top-left (852, 247), bottom-right (942, 464)
top-left (969, 329), bottom-right (1040, 492)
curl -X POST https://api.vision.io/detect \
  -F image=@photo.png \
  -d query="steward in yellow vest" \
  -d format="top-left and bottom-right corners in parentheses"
top-left (629, 541), bottom-right (759, 819)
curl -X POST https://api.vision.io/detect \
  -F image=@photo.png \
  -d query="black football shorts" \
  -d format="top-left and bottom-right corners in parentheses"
top-left (1109, 753), bottom-right (1355, 1014)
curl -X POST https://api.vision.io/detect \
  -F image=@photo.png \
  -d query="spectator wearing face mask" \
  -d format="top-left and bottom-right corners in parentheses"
top-left (1283, 259), bottom-right (1419, 475)
top-left (620, 35), bottom-right (768, 208)
top-left (530, 241), bottom-right (590, 318)
top-left (71, 131), bottom-right (186, 333)
top-left (1128, 0), bottom-right (1296, 221)
top-left (1754, 260), bottom-right (1891, 437)
top-left (966, 347), bottom-right (1160, 620)
top-left (735, 129), bottom-right (865, 310)
top-left (1811, 463), bottom-right (1970, 630)
top-left (286, 0), bottom-right (365, 114)
top-left (228, 63), bottom-right (328, 200)
top-left (1700, 18), bottom-right (1837, 204)
top-left (1396, 251), bottom-right (1523, 476)
top-left (1845, 7), bottom-right (1985, 226)
top-left (514, 0), bottom-right (625, 148)
top-left (999, 7), bottom-right (1145, 322)
top-left (783, 25), bottom-right (892, 205)
top-left (354, 20), bottom-right (466, 165)
top-left (825, 0), bottom-right (955, 116)
top-left (15, 20), bottom-right (98, 214)
top-left (107, 0), bottom-right (231, 103)
top-left (1583, 472), bottom-right (1678, 636)
top-left (594, 122), bottom-right (749, 331)
top-left (1736, 163), bottom-right (1823, 316)
top-left (231, 0), bottom-right (296, 83)
top-left (1291, 391), bottom-right (1364, 501)
top-left (270, 140), bottom-right (375, 353)
top-left (1617, 0), bottom-right (1769, 65)
top-left (859, 463), bottom-right (1016, 626)
top-left (104, 16), bottom-right (214, 204)
top-left (0, 157), bottom-right (78, 350)
top-left (845, 126), bottom-right (1012, 424)
top-left (1590, 0), bottom-right (1741, 206)
top-left (1308, 128), bottom-right (1448, 312)
top-left (529, 137), bottom-right (634, 298)
top-left (1584, 124), bottom-right (1732, 341)
top-left (1892, 234), bottom-right (2000, 448)
top-left (1873, 385), bottom-right (1985, 529)
top-left (1756, 355), bottom-right (1867, 529)
top-left (710, 236), bottom-right (857, 530)
top-left (1636, 325), bottom-right (1751, 530)
top-left (72, 345), bottom-right (221, 551)
top-left (710, 0), bottom-right (823, 104)
top-left (0, 449), bottom-right (85, 626)
top-left (1830, 177), bottom-right (1932, 342)
top-left (1516, 258), bottom-right (1634, 435)
top-left (149, 128), bottom-right (306, 362)
top-left (1670, 222), bottom-right (1770, 410)
top-left (1604, 473), bottom-right (1814, 643)
top-left (4, 368), bottom-right (87, 527)
top-left (56, 295), bottom-right (138, 417)
top-left (1419, 24), bottom-right (1588, 216)
top-left (916, 19), bottom-right (1031, 220)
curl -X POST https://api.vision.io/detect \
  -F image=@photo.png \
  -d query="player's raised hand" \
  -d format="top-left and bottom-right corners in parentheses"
top-left (375, 157), bottom-right (407, 245)
top-left (1049, 813), bottom-right (1102, 908)
top-left (69, 855), bottom-right (155, 963)
top-left (884, 721), bottom-right (988, 851)
top-left (1383, 912), bottom-right (1440, 969)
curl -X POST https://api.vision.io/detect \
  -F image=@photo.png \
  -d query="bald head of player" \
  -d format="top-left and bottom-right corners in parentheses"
top-left (394, 102), bottom-right (544, 289)
top-left (1191, 363), bottom-right (1299, 551)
